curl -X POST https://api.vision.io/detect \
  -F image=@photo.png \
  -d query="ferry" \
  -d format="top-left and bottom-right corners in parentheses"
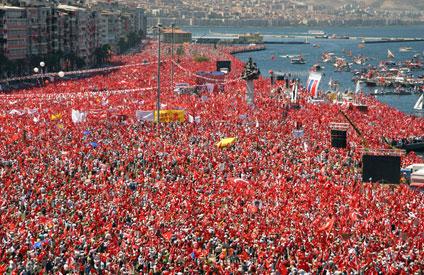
top-left (385, 136), bottom-right (424, 152)
top-left (308, 30), bottom-right (325, 35)
top-left (399, 47), bottom-right (413, 52)
top-left (315, 34), bottom-right (329, 39)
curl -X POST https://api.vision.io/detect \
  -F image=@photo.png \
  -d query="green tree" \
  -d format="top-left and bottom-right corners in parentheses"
top-left (118, 38), bottom-right (128, 54)
top-left (176, 45), bottom-right (184, 56)
top-left (94, 44), bottom-right (112, 65)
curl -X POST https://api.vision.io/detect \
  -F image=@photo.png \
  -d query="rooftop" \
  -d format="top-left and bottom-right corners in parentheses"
top-left (57, 4), bottom-right (86, 12)
top-left (0, 5), bottom-right (25, 10)
top-left (162, 28), bottom-right (191, 34)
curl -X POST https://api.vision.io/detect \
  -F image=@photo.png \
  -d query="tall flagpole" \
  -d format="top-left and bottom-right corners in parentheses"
top-left (156, 23), bottom-right (162, 133)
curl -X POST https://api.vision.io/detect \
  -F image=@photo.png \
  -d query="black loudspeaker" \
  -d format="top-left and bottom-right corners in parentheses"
top-left (216, 61), bottom-right (231, 72)
top-left (331, 130), bottom-right (347, 148)
top-left (362, 155), bottom-right (401, 184)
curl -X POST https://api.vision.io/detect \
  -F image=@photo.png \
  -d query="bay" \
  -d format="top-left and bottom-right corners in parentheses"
top-left (184, 25), bottom-right (424, 116)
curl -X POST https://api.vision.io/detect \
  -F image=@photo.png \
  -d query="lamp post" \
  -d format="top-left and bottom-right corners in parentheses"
top-left (170, 23), bottom-right (175, 90)
top-left (156, 23), bottom-right (162, 133)
top-left (33, 67), bottom-right (39, 86)
top-left (39, 61), bottom-right (45, 86)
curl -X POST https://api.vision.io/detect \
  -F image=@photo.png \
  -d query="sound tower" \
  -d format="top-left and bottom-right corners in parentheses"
top-left (361, 149), bottom-right (404, 184)
top-left (329, 122), bottom-right (349, 149)
top-left (331, 129), bottom-right (347, 148)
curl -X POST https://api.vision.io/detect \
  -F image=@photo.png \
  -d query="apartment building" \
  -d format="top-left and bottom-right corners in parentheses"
top-left (57, 4), bottom-right (97, 65)
top-left (27, 6), bottom-right (58, 57)
top-left (0, 5), bottom-right (28, 60)
top-left (1, 1), bottom-right (147, 69)
top-left (96, 10), bottom-right (121, 51)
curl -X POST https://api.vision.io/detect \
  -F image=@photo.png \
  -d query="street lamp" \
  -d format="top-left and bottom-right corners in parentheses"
top-left (39, 61), bottom-right (45, 86)
top-left (170, 23), bottom-right (175, 89)
top-left (33, 67), bottom-right (39, 86)
top-left (155, 23), bottom-right (163, 133)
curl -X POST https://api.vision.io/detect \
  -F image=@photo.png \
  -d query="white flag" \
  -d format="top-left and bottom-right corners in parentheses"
top-left (136, 110), bottom-right (154, 121)
top-left (9, 109), bottom-right (25, 116)
top-left (188, 114), bottom-right (200, 123)
top-left (291, 83), bottom-right (298, 103)
top-left (205, 83), bottom-right (215, 93)
top-left (71, 109), bottom-right (87, 123)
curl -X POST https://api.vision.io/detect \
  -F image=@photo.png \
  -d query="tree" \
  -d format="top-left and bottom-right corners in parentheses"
top-left (0, 53), bottom-right (9, 78)
top-left (118, 38), bottom-right (128, 54)
top-left (94, 44), bottom-right (112, 65)
top-left (176, 45), bottom-right (185, 56)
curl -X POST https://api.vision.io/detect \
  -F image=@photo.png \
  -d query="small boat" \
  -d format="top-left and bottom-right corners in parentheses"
top-left (312, 44), bottom-right (320, 48)
top-left (414, 94), bottom-right (424, 110)
top-left (384, 137), bottom-right (424, 152)
top-left (399, 47), bottom-right (413, 52)
top-left (394, 87), bottom-right (412, 95)
top-left (387, 49), bottom-right (395, 59)
top-left (315, 35), bottom-right (328, 39)
top-left (290, 56), bottom-right (306, 64)
top-left (308, 30), bottom-right (325, 35)
top-left (371, 89), bottom-right (384, 95)
top-left (310, 64), bottom-right (323, 71)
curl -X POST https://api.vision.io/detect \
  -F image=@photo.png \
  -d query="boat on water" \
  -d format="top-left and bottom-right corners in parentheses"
top-left (329, 34), bottom-right (350, 39)
top-left (290, 56), bottom-right (306, 64)
top-left (385, 136), bottom-right (424, 152)
top-left (400, 47), bottom-right (413, 52)
top-left (414, 94), bottom-right (424, 110)
top-left (308, 30), bottom-right (325, 35)
top-left (310, 64), bottom-right (323, 72)
top-left (321, 52), bottom-right (334, 63)
top-left (353, 55), bottom-right (367, 65)
top-left (334, 57), bottom-right (350, 72)
top-left (315, 35), bottom-right (328, 39)
top-left (387, 49), bottom-right (396, 59)
top-left (394, 87), bottom-right (412, 95)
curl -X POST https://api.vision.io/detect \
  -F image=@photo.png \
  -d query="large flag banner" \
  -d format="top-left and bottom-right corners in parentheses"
top-left (216, 137), bottom-right (237, 148)
top-left (306, 72), bottom-right (322, 98)
top-left (136, 110), bottom-right (155, 121)
top-left (154, 110), bottom-right (186, 123)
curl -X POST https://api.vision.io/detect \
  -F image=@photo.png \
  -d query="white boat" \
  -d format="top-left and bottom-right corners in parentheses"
top-left (400, 47), bottom-right (413, 52)
top-left (308, 30), bottom-right (325, 35)
top-left (414, 94), bottom-right (424, 110)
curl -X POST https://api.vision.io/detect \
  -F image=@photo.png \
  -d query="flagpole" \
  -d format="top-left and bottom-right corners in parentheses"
top-left (156, 23), bottom-right (162, 134)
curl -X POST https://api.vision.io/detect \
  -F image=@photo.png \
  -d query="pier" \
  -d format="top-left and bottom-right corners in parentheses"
top-left (229, 45), bottom-right (266, 54)
top-left (363, 38), bottom-right (424, 44)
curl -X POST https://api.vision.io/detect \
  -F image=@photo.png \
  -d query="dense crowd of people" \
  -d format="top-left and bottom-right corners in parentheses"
top-left (1, 42), bottom-right (424, 274)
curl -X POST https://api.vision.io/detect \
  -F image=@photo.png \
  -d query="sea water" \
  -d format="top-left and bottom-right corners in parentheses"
top-left (185, 25), bottom-right (424, 116)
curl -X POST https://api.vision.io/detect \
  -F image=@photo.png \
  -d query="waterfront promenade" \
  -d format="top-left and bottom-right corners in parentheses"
top-left (0, 42), bottom-right (423, 274)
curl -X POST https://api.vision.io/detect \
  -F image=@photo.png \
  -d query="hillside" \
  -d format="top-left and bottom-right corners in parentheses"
top-left (299, 0), bottom-right (424, 10)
